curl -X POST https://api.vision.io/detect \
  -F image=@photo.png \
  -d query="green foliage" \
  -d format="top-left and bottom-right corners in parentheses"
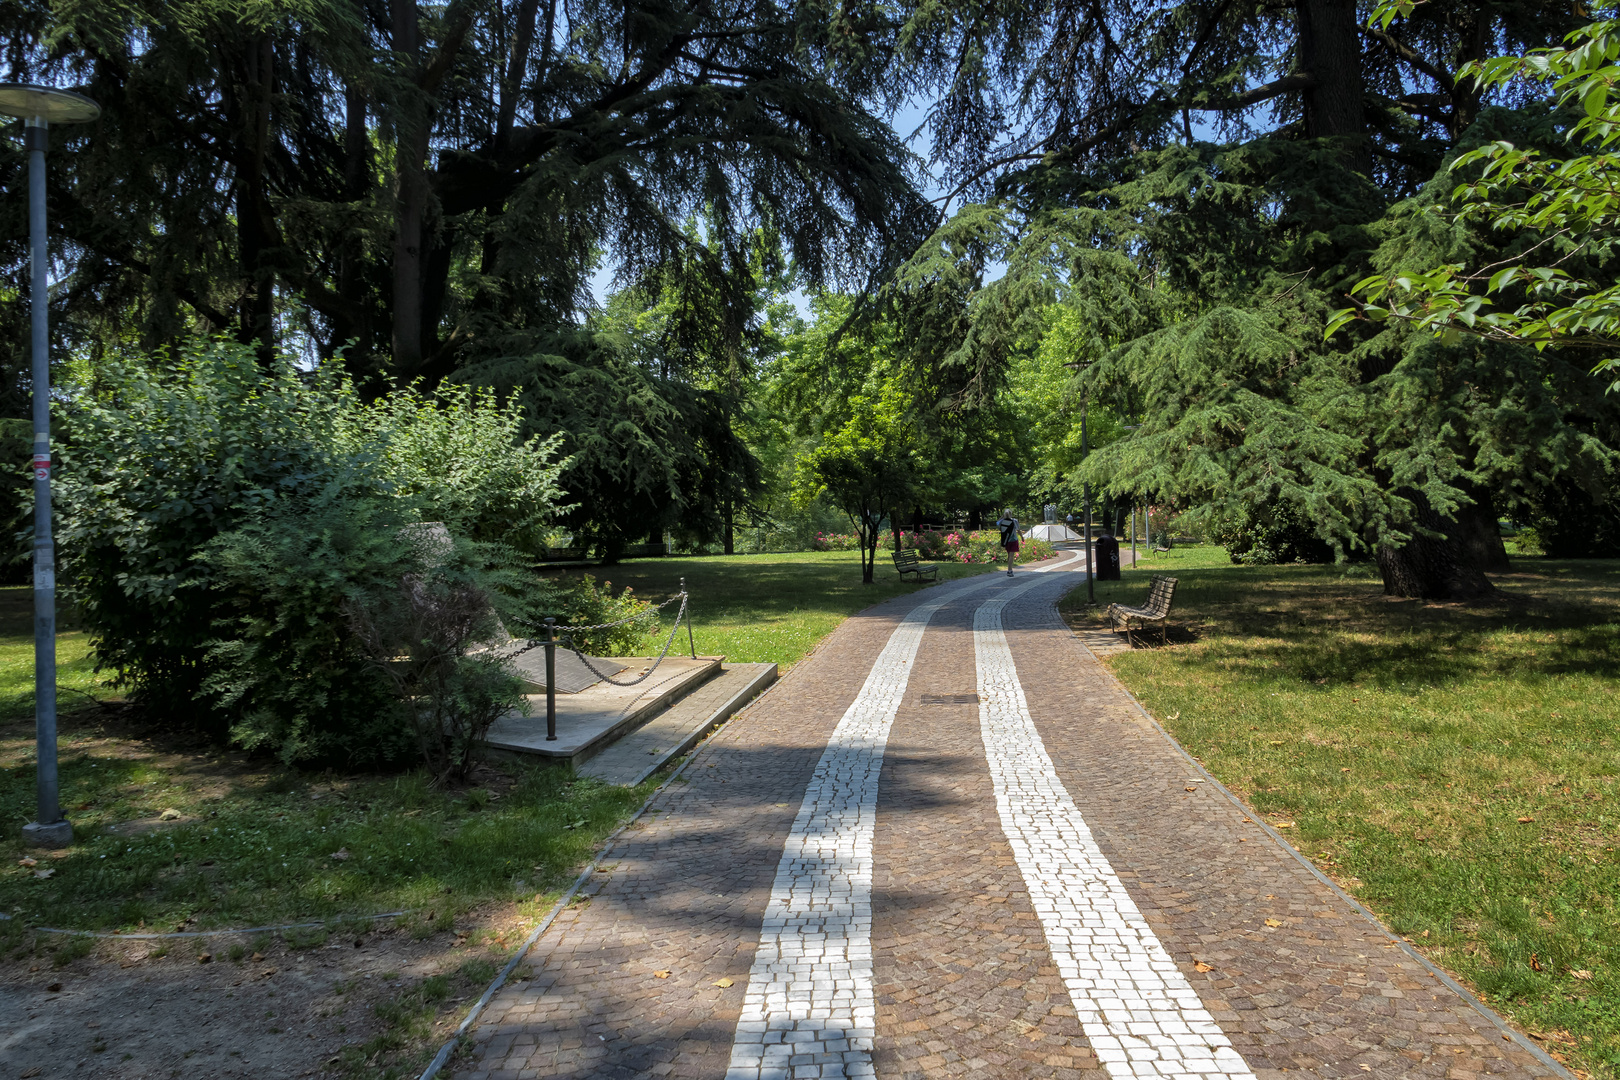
top-left (347, 541), bottom-right (531, 784)
top-left (197, 477), bottom-right (419, 767)
top-left (54, 339), bottom-right (563, 764)
top-left (1206, 501), bottom-right (1338, 565)
top-left (793, 379), bottom-right (923, 583)
top-left (551, 574), bottom-right (661, 657)
top-left (343, 383), bottom-right (569, 557)
top-left (1340, 12), bottom-right (1620, 391)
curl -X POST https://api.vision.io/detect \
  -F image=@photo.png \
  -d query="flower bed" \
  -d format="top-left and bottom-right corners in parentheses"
top-left (809, 528), bottom-right (1058, 563)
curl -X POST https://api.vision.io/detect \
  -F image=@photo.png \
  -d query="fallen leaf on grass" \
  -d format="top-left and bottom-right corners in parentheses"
top-left (159, 808), bottom-right (182, 821)
top-left (1518, 817), bottom-right (1535, 824)
top-left (330, 848), bottom-right (352, 861)
top-left (1360, 1065), bottom-right (1371, 1072)
top-left (1264, 919), bottom-right (1283, 928)
top-left (1193, 962), bottom-right (1214, 973)
top-left (197, 953), bottom-right (212, 964)
top-left (653, 970), bottom-right (671, 979)
top-left (250, 952), bottom-right (265, 962)
top-left (1340, 768), bottom-right (1351, 773)
top-left (259, 968), bottom-right (277, 978)
top-left (1530, 953), bottom-right (1543, 971)
top-left (17, 857), bottom-right (37, 867)
top-left (1571, 969), bottom-right (1594, 980)
top-left (32, 869), bottom-right (53, 880)
top-left (1273, 821), bottom-right (1295, 829)
top-left (713, 977), bottom-right (734, 988)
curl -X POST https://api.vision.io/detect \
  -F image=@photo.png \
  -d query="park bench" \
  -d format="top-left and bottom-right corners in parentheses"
top-left (892, 549), bottom-right (938, 583)
top-left (1106, 574), bottom-right (1178, 646)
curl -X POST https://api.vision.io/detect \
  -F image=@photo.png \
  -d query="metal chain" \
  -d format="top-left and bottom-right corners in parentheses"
top-left (500, 587), bottom-right (692, 688)
top-left (558, 592), bottom-right (689, 687)
top-left (551, 592), bottom-right (685, 634)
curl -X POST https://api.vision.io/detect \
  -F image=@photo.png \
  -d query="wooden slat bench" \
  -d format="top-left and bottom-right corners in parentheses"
top-left (1106, 574), bottom-right (1178, 645)
top-left (892, 549), bottom-right (939, 583)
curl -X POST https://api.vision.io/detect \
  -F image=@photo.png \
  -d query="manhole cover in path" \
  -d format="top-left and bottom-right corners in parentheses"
top-left (920, 693), bottom-right (979, 704)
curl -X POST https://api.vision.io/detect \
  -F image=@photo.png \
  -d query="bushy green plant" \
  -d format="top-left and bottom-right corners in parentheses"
top-left (341, 382), bottom-right (569, 557)
top-left (1207, 502), bottom-right (1336, 566)
top-left (347, 540), bottom-right (530, 783)
top-left (56, 343), bottom-right (373, 724)
top-left (199, 474), bottom-right (418, 766)
top-left (552, 574), bottom-right (662, 656)
top-left (54, 340), bottom-right (565, 765)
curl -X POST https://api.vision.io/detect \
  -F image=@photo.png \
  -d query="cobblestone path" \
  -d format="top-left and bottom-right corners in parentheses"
top-left (463, 559), bottom-right (1563, 1080)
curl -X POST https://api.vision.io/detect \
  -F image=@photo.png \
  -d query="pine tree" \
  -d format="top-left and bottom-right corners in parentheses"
top-left (877, 0), bottom-right (1607, 598)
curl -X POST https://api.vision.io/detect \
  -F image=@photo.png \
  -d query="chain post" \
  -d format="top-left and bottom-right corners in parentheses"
top-left (543, 617), bottom-right (557, 742)
top-left (682, 577), bottom-right (695, 658)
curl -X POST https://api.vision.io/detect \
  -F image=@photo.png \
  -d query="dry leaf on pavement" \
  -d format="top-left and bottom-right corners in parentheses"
top-left (653, 970), bottom-right (671, 979)
top-left (1193, 962), bottom-right (1214, 973)
top-left (1264, 919), bottom-right (1283, 928)
top-left (713, 977), bottom-right (734, 987)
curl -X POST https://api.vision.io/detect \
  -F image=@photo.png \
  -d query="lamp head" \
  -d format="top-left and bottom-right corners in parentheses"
top-left (0, 84), bottom-right (101, 124)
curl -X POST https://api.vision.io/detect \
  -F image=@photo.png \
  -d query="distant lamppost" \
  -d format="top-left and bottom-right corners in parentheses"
top-left (1080, 397), bottom-right (1093, 604)
top-left (0, 84), bottom-right (101, 848)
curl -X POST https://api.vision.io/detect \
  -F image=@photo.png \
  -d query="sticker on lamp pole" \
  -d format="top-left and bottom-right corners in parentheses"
top-left (32, 454), bottom-right (49, 481)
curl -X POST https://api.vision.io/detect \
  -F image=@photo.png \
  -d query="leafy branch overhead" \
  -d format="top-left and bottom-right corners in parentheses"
top-left (1332, 10), bottom-right (1620, 390)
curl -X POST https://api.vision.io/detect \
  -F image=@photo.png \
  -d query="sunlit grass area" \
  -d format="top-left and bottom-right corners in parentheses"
top-left (544, 549), bottom-right (1001, 670)
top-left (0, 588), bottom-right (108, 723)
top-left (1067, 557), bottom-right (1620, 1077)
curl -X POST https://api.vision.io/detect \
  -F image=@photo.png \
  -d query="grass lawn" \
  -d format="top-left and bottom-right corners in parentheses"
top-left (1064, 555), bottom-right (1620, 1077)
top-left (542, 549), bottom-right (1001, 669)
top-left (0, 574), bottom-right (658, 949)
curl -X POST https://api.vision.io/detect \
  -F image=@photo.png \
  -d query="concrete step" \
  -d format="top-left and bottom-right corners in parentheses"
top-left (577, 662), bottom-right (779, 786)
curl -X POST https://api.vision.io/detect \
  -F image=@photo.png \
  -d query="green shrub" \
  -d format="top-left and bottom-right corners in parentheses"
top-left (198, 476), bottom-right (419, 766)
top-left (343, 382), bottom-right (568, 558)
top-left (553, 574), bottom-right (661, 656)
top-left (55, 340), bottom-right (565, 766)
top-left (347, 539), bottom-right (530, 782)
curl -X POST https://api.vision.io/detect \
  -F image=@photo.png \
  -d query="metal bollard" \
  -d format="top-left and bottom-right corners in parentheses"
top-left (544, 617), bottom-right (557, 742)
top-left (682, 577), bottom-right (695, 658)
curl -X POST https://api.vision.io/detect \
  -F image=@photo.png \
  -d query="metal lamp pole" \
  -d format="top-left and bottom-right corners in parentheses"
top-left (1081, 397), bottom-right (1093, 604)
top-left (0, 84), bottom-right (100, 848)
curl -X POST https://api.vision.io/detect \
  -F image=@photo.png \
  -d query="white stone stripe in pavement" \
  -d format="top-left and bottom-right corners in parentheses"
top-left (725, 574), bottom-right (1000, 1080)
top-left (975, 583), bottom-right (1258, 1080)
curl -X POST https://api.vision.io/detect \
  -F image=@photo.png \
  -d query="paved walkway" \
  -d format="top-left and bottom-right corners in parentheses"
top-left (462, 556), bottom-right (1561, 1080)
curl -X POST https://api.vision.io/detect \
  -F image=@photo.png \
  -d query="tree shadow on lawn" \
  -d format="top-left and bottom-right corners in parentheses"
top-left (1074, 559), bottom-right (1620, 690)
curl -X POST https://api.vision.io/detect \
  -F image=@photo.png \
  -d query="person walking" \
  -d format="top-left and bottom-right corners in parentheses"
top-left (995, 510), bottom-right (1020, 577)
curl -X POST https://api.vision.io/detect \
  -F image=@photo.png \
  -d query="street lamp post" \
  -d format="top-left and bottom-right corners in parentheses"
top-left (1081, 398), bottom-right (1093, 604)
top-left (0, 84), bottom-right (100, 848)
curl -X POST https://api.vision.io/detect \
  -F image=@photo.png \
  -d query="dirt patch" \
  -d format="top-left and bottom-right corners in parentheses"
top-left (0, 905), bottom-right (533, 1079)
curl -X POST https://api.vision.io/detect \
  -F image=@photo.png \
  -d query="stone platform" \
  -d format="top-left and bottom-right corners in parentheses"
top-left (482, 654), bottom-right (724, 767)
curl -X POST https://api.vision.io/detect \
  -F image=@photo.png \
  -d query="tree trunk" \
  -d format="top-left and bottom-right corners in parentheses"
top-left (1297, 0), bottom-right (1369, 173)
top-left (1376, 490), bottom-right (1499, 599)
top-left (232, 33), bottom-right (277, 362)
top-left (391, 0), bottom-right (427, 375)
top-left (723, 497), bottom-right (734, 555)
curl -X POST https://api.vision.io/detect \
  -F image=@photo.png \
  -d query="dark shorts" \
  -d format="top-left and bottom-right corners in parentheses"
top-left (1004, 542), bottom-right (1020, 553)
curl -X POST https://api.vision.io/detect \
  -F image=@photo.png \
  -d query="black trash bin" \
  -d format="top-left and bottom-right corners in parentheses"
top-left (1094, 532), bottom-right (1121, 580)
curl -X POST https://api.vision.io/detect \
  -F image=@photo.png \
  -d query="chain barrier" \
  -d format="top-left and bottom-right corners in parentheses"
top-left (560, 591), bottom-right (689, 687)
top-left (502, 578), bottom-right (695, 690)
